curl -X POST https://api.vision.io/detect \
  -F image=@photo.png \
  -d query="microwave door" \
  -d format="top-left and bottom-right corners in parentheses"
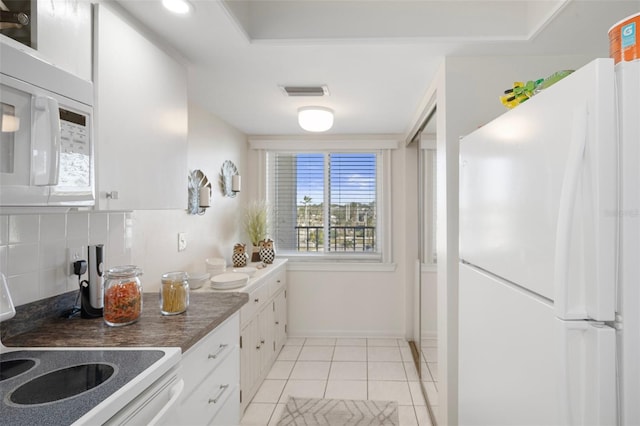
top-left (0, 83), bottom-right (50, 206)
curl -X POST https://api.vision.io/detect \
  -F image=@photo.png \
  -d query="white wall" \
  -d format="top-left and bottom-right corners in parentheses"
top-left (130, 102), bottom-right (248, 293)
top-left (421, 269), bottom-right (437, 339)
top-left (287, 269), bottom-right (405, 337)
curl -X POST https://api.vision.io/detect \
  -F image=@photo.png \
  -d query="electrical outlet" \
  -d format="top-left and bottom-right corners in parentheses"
top-left (178, 233), bottom-right (187, 252)
top-left (66, 247), bottom-right (85, 276)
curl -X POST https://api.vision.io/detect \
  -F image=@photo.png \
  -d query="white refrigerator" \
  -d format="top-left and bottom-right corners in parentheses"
top-left (459, 57), bottom-right (639, 425)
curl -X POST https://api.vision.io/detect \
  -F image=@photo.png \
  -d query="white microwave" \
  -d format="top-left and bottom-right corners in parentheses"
top-left (0, 41), bottom-right (94, 207)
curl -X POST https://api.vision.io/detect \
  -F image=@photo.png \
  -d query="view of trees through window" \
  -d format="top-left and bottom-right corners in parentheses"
top-left (281, 153), bottom-right (377, 253)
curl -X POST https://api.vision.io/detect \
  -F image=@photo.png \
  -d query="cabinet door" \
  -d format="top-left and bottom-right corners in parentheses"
top-left (240, 319), bottom-right (259, 405)
top-left (274, 288), bottom-right (287, 353)
top-left (258, 303), bottom-right (275, 372)
top-left (93, 4), bottom-right (187, 210)
top-left (37, 1), bottom-right (93, 81)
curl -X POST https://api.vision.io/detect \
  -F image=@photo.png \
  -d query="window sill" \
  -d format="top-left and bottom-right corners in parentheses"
top-left (283, 259), bottom-right (397, 272)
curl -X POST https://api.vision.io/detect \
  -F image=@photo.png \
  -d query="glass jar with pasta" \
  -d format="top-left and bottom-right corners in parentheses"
top-left (104, 266), bottom-right (143, 326)
top-left (160, 272), bottom-right (189, 315)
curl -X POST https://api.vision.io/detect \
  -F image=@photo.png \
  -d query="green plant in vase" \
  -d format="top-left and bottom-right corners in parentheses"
top-left (244, 200), bottom-right (268, 262)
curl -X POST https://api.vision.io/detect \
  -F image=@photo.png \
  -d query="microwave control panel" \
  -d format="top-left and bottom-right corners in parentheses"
top-left (60, 108), bottom-right (89, 155)
top-left (58, 107), bottom-right (91, 188)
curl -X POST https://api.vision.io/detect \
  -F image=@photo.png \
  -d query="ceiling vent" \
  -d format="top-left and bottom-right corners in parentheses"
top-left (280, 85), bottom-right (329, 97)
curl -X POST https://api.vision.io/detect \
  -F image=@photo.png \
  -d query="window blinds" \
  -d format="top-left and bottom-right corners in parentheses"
top-left (270, 152), bottom-right (377, 253)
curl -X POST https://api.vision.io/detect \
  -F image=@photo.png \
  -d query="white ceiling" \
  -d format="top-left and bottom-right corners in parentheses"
top-left (114, 0), bottom-right (639, 136)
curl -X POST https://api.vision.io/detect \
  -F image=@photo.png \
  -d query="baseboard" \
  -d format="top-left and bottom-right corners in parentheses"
top-left (287, 331), bottom-right (407, 340)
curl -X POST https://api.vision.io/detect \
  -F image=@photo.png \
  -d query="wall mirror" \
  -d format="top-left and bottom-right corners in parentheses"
top-left (412, 105), bottom-right (439, 425)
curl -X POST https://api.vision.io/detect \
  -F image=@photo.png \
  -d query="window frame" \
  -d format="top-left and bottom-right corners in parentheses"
top-left (250, 137), bottom-right (397, 266)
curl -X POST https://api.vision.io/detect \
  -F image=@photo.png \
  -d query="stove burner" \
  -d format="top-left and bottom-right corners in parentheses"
top-left (0, 359), bottom-right (36, 381)
top-left (9, 363), bottom-right (115, 405)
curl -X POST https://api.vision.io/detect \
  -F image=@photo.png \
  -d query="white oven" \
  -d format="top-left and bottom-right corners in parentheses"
top-left (0, 40), bottom-right (94, 207)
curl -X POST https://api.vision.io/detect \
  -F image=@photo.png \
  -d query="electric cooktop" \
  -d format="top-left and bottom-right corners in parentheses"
top-left (0, 348), bottom-right (171, 425)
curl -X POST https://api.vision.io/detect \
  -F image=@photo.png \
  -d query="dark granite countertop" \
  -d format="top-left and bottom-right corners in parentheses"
top-left (2, 292), bottom-right (248, 353)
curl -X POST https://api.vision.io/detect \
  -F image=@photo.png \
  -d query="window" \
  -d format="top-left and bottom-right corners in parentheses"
top-left (266, 150), bottom-right (384, 261)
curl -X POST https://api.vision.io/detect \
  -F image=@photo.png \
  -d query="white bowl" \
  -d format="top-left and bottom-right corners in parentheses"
top-left (205, 258), bottom-right (227, 277)
top-left (188, 272), bottom-right (210, 289)
top-left (232, 266), bottom-right (257, 277)
top-left (206, 265), bottom-right (227, 276)
top-left (205, 257), bottom-right (226, 267)
top-left (210, 272), bottom-right (249, 290)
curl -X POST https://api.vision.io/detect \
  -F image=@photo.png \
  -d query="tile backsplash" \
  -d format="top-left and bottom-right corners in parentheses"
top-left (0, 211), bottom-right (132, 307)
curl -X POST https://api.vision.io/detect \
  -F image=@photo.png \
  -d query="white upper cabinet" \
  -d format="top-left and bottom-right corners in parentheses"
top-left (93, 3), bottom-right (188, 211)
top-left (0, 0), bottom-right (93, 81)
top-left (37, 0), bottom-right (93, 81)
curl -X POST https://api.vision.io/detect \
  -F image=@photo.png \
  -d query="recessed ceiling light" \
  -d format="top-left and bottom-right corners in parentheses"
top-left (162, 0), bottom-right (192, 15)
top-left (298, 107), bottom-right (334, 132)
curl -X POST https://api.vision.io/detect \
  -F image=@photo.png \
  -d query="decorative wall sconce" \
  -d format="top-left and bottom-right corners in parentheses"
top-left (220, 160), bottom-right (241, 198)
top-left (188, 169), bottom-right (211, 215)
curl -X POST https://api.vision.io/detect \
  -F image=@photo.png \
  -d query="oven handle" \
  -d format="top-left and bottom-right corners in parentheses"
top-left (147, 378), bottom-right (184, 426)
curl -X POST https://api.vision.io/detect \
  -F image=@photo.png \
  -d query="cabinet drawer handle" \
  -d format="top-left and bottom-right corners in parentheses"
top-left (208, 384), bottom-right (229, 404)
top-left (254, 298), bottom-right (259, 303)
top-left (208, 343), bottom-right (228, 359)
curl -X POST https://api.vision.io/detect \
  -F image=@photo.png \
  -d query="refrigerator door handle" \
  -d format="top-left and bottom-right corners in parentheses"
top-left (554, 104), bottom-right (588, 319)
top-left (556, 320), bottom-right (617, 426)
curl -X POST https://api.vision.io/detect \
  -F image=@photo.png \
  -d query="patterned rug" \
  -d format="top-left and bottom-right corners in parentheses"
top-left (277, 397), bottom-right (399, 426)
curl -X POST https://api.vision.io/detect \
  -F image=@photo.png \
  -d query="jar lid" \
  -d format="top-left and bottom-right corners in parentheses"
top-left (162, 271), bottom-right (189, 282)
top-left (105, 265), bottom-right (143, 278)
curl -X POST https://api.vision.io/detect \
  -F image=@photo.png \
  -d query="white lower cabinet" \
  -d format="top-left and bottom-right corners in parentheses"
top-left (240, 265), bottom-right (288, 413)
top-left (178, 312), bottom-right (240, 425)
top-left (274, 288), bottom-right (287, 352)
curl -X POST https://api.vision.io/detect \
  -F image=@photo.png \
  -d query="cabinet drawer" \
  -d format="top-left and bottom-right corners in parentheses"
top-left (182, 313), bottom-right (239, 394)
top-left (210, 383), bottom-right (240, 426)
top-left (240, 285), bottom-right (268, 327)
top-left (269, 269), bottom-right (286, 297)
top-left (181, 347), bottom-right (239, 424)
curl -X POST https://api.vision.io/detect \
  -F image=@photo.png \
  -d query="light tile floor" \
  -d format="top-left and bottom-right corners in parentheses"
top-left (421, 338), bottom-right (439, 423)
top-left (240, 337), bottom-right (433, 426)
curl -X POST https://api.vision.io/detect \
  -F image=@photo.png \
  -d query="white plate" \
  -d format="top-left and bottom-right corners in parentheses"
top-left (210, 272), bottom-right (249, 289)
top-left (232, 266), bottom-right (257, 277)
top-left (210, 281), bottom-right (246, 290)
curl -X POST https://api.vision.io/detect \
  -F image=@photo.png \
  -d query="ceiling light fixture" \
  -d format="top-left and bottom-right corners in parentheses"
top-left (298, 106), bottom-right (334, 132)
top-left (162, 0), bottom-right (192, 15)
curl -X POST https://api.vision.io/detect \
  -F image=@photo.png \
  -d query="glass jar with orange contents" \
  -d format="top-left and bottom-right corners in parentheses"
top-left (103, 265), bottom-right (143, 326)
